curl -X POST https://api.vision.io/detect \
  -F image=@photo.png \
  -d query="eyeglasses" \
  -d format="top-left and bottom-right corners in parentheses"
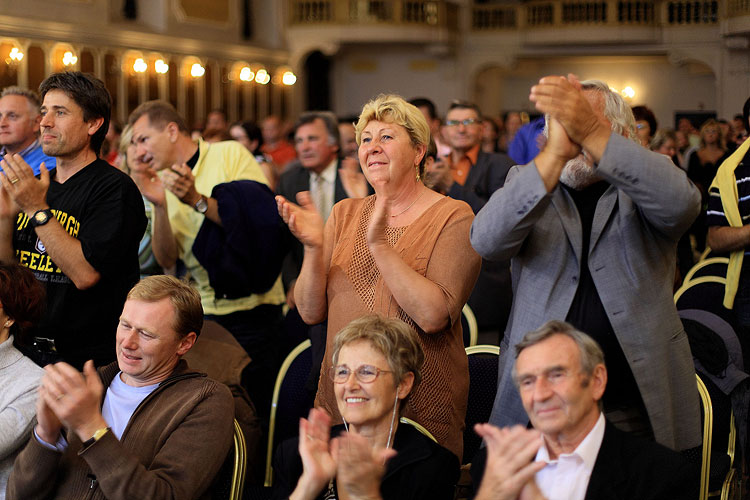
top-left (328, 364), bottom-right (391, 384)
top-left (445, 119), bottom-right (480, 127)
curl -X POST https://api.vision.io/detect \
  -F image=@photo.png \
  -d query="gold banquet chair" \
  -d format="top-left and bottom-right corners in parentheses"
top-left (210, 419), bottom-right (248, 500)
top-left (695, 374), bottom-right (740, 500)
top-left (461, 304), bottom-right (479, 347)
top-left (264, 339), bottom-right (313, 487)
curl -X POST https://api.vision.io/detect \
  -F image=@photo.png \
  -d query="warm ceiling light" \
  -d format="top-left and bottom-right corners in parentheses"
top-left (282, 71), bottom-right (297, 86)
top-left (621, 86), bottom-right (635, 99)
top-left (9, 47), bottom-right (23, 62)
top-left (255, 68), bottom-right (270, 85)
top-left (62, 51), bottom-right (77, 66)
top-left (239, 66), bottom-right (254, 82)
top-left (133, 58), bottom-right (147, 73)
top-left (155, 59), bottom-right (169, 74)
top-left (190, 63), bottom-right (205, 78)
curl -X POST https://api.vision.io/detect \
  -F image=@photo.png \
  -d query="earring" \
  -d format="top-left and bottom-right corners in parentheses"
top-left (415, 165), bottom-right (421, 182)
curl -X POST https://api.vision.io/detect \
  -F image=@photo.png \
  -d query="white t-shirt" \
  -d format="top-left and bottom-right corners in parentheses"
top-left (101, 372), bottom-right (159, 439)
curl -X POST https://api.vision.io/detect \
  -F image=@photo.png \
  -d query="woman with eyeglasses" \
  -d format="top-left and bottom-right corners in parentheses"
top-left (0, 263), bottom-right (46, 499)
top-left (277, 95), bottom-right (481, 459)
top-left (273, 315), bottom-right (458, 500)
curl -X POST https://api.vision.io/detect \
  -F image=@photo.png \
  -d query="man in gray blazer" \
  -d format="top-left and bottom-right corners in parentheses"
top-left (470, 75), bottom-right (701, 451)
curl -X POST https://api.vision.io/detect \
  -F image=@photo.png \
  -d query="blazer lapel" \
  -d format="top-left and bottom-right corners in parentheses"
top-left (585, 422), bottom-right (628, 500)
top-left (551, 187), bottom-right (583, 267)
top-left (589, 186), bottom-right (617, 253)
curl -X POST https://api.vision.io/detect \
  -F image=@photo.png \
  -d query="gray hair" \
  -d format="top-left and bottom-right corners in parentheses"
top-left (294, 111), bottom-right (340, 148)
top-left (512, 320), bottom-right (605, 386)
top-left (542, 79), bottom-right (638, 144)
top-left (650, 128), bottom-right (677, 151)
top-left (1, 86), bottom-right (41, 115)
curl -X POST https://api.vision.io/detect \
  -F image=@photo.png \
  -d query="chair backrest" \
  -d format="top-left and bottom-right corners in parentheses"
top-left (264, 339), bottom-right (313, 487)
top-left (693, 372), bottom-right (739, 500)
top-left (674, 276), bottom-right (736, 327)
top-left (400, 416), bottom-right (437, 442)
top-left (696, 373), bottom-right (713, 500)
top-left (463, 345), bottom-right (500, 464)
top-left (210, 419), bottom-right (247, 500)
top-left (683, 257), bottom-right (729, 284)
top-left (462, 304), bottom-right (479, 348)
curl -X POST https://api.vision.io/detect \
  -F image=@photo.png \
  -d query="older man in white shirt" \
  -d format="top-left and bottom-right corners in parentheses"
top-left (472, 320), bottom-right (698, 500)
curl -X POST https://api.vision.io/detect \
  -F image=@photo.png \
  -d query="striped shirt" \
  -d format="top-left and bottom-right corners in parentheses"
top-left (706, 149), bottom-right (750, 256)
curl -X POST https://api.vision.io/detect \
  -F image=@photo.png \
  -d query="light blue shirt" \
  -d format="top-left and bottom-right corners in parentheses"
top-left (101, 373), bottom-right (159, 439)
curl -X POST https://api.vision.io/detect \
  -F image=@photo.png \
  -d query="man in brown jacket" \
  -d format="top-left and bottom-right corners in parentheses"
top-left (6, 275), bottom-right (234, 500)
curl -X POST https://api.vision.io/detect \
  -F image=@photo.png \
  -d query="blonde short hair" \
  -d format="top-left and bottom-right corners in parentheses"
top-left (332, 315), bottom-right (424, 392)
top-left (355, 94), bottom-right (431, 175)
top-left (127, 276), bottom-right (203, 339)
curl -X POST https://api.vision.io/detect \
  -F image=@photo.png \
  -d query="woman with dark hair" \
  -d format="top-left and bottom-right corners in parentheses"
top-left (0, 263), bottom-right (46, 499)
top-left (230, 120), bottom-right (279, 190)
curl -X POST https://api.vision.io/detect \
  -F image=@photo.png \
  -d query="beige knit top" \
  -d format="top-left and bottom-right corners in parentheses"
top-left (314, 195), bottom-right (481, 459)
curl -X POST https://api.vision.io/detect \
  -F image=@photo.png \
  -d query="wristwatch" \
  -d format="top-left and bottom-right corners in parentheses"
top-left (30, 208), bottom-right (53, 227)
top-left (193, 195), bottom-right (208, 214)
top-left (81, 426), bottom-right (110, 448)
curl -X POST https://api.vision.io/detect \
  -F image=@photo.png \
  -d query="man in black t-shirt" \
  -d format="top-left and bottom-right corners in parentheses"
top-left (0, 72), bottom-right (146, 368)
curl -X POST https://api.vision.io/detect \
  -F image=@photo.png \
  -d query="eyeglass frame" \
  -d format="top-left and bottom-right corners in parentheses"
top-left (328, 364), bottom-right (393, 384)
top-left (444, 118), bottom-right (480, 127)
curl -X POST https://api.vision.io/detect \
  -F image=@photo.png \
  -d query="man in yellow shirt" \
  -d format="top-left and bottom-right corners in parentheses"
top-left (128, 100), bottom-right (284, 423)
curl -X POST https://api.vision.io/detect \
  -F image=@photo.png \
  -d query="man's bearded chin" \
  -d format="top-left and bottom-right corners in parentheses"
top-left (559, 155), bottom-right (602, 190)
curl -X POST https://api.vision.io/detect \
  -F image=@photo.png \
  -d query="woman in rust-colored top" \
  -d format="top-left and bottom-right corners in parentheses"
top-left (277, 94), bottom-right (481, 458)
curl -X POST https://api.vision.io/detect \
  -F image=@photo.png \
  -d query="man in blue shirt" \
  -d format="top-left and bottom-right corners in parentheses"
top-left (0, 86), bottom-right (56, 175)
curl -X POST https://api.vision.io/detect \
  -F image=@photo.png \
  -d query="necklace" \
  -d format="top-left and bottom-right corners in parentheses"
top-left (389, 189), bottom-right (425, 218)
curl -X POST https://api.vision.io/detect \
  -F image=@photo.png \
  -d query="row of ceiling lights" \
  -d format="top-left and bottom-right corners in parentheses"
top-left (5, 47), bottom-right (296, 86)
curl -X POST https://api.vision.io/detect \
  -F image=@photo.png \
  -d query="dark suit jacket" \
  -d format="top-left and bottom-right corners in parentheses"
top-left (446, 150), bottom-right (514, 214)
top-left (471, 420), bottom-right (699, 500)
top-left (585, 422), bottom-right (699, 500)
top-left (276, 160), bottom-right (349, 288)
top-left (447, 150), bottom-right (515, 332)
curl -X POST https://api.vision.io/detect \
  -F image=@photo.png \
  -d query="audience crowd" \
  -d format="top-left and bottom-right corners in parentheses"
top-left (0, 69), bottom-right (748, 499)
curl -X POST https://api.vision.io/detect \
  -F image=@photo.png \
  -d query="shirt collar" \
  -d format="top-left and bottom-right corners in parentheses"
top-left (1, 138), bottom-right (40, 158)
top-left (536, 412), bottom-right (605, 470)
top-left (465, 144), bottom-right (480, 165)
top-left (312, 158), bottom-right (338, 183)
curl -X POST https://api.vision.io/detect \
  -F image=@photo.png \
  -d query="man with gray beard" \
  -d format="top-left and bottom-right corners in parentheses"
top-left (470, 75), bottom-right (702, 454)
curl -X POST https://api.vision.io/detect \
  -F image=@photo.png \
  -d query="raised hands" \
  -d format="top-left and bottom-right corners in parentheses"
top-left (339, 157), bottom-right (369, 199)
top-left (130, 157), bottom-right (167, 208)
top-left (162, 163), bottom-right (200, 206)
top-left (276, 191), bottom-right (324, 249)
top-left (37, 360), bottom-right (108, 444)
top-left (335, 432), bottom-right (395, 500)
top-left (366, 195), bottom-right (389, 250)
top-left (293, 408), bottom-right (338, 499)
top-left (529, 74), bottom-right (612, 164)
top-left (291, 408), bottom-right (394, 500)
top-left (0, 154), bottom-right (50, 215)
top-left (473, 424), bottom-right (546, 500)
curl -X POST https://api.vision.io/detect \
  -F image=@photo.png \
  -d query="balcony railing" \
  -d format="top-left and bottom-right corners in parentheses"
top-left (289, 0), bottom-right (458, 30)
top-left (471, 0), bottom-right (718, 30)
top-left (728, 0), bottom-right (750, 16)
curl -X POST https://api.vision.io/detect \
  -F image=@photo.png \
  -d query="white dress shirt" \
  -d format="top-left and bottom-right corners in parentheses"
top-left (535, 412), bottom-right (606, 500)
top-left (309, 159), bottom-right (338, 222)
